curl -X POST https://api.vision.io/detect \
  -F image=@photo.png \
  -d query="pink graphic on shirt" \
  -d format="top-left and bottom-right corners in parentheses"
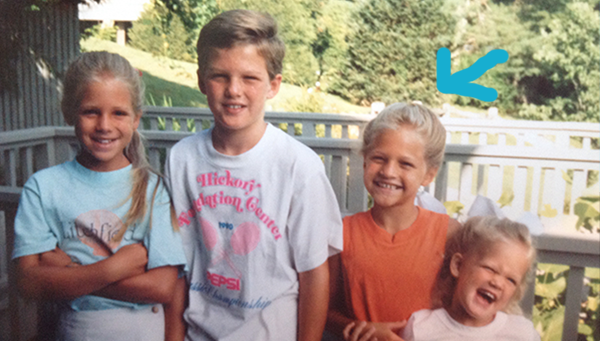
top-left (201, 219), bottom-right (261, 279)
top-left (75, 210), bottom-right (124, 257)
top-left (200, 218), bottom-right (218, 250)
top-left (231, 222), bottom-right (260, 255)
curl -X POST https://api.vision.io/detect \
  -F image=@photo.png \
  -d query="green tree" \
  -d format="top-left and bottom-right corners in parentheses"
top-left (220, 0), bottom-right (322, 87)
top-left (522, 2), bottom-right (600, 122)
top-left (329, 0), bottom-right (455, 106)
top-left (129, 1), bottom-right (198, 62)
top-left (154, 0), bottom-right (352, 88)
top-left (314, 0), bottom-right (355, 92)
top-left (450, 1), bottom-right (541, 113)
top-left (159, 0), bottom-right (220, 37)
top-left (450, 0), bottom-right (599, 122)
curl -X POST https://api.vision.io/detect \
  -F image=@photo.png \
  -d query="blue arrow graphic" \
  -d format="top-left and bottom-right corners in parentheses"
top-left (436, 47), bottom-right (509, 102)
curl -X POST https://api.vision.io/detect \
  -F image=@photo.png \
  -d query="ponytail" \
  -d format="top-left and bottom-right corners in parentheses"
top-left (112, 130), bottom-right (180, 243)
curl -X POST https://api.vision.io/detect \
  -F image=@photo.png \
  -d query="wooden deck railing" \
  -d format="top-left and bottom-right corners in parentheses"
top-left (143, 107), bottom-right (600, 149)
top-left (142, 106), bottom-right (370, 139)
top-left (440, 117), bottom-right (600, 149)
top-left (1, 110), bottom-right (599, 340)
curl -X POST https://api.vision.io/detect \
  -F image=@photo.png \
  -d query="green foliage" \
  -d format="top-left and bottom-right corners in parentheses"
top-left (328, 0), bottom-right (455, 106)
top-left (81, 37), bottom-right (368, 113)
top-left (219, 0), bottom-right (321, 87)
top-left (154, 0), bottom-right (354, 89)
top-left (451, 0), bottom-right (600, 122)
top-left (129, 1), bottom-right (198, 62)
top-left (82, 24), bottom-right (117, 42)
top-left (22, 0), bottom-right (99, 11)
top-left (573, 184), bottom-right (600, 233)
top-left (497, 189), bottom-right (515, 208)
top-left (451, 2), bottom-right (541, 113)
top-left (282, 88), bottom-right (329, 114)
top-left (159, 0), bottom-right (220, 33)
top-left (147, 93), bottom-right (173, 108)
top-left (534, 264), bottom-right (599, 341)
top-left (312, 0), bottom-right (354, 92)
top-left (146, 94), bottom-right (198, 132)
top-left (77, 0), bottom-right (600, 121)
top-left (526, 2), bottom-right (600, 122)
top-left (141, 71), bottom-right (207, 107)
top-left (443, 201), bottom-right (465, 216)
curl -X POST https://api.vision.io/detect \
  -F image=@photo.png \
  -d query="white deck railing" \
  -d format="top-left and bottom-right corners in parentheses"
top-left (142, 106), bottom-right (370, 138)
top-left (0, 110), bottom-right (599, 341)
top-left (440, 117), bottom-right (599, 150)
top-left (143, 107), bottom-right (600, 148)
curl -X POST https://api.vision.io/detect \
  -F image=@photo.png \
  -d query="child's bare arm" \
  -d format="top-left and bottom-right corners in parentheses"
top-left (36, 245), bottom-right (178, 303)
top-left (164, 277), bottom-right (187, 341)
top-left (298, 260), bottom-right (329, 341)
top-left (16, 243), bottom-right (147, 300)
top-left (326, 253), bottom-right (356, 336)
top-left (93, 265), bottom-right (179, 303)
top-left (39, 247), bottom-right (73, 267)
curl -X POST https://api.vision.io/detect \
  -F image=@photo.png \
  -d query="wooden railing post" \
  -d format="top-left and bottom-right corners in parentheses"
top-left (347, 150), bottom-right (368, 213)
top-left (562, 266), bottom-right (585, 341)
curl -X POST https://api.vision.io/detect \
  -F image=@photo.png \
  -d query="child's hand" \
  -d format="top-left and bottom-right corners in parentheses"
top-left (109, 243), bottom-right (148, 280)
top-left (343, 321), bottom-right (407, 341)
top-left (39, 247), bottom-right (73, 267)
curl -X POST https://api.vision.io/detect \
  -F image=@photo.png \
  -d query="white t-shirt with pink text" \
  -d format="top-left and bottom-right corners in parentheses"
top-left (166, 123), bottom-right (343, 341)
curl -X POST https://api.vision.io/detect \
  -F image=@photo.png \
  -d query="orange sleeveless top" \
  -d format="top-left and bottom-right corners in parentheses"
top-left (340, 208), bottom-right (449, 322)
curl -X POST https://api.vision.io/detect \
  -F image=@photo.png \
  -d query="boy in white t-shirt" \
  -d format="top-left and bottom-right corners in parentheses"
top-left (165, 9), bottom-right (343, 341)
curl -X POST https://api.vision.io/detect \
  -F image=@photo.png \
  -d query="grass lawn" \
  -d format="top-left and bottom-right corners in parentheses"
top-left (81, 38), bottom-right (370, 113)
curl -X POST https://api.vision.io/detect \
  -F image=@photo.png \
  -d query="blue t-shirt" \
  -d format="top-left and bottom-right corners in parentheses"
top-left (12, 160), bottom-right (187, 311)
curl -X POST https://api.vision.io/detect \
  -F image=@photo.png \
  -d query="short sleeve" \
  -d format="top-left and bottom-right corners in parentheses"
top-left (12, 176), bottom-right (57, 259)
top-left (287, 167), bottom-right (343, 273)
top-left (144, 179), bottom-right (188, 271)
top-left (401, 314), bottom-right (416, 341)
top-left (529, 320), bottom-right (541, 341)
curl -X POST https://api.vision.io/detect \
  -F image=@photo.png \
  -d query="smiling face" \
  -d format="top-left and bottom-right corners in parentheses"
top-left (199, 44), bottom-right (282, 143)
top-left (363, 126), bottom-right (438, 211)
top-left (75, 76), bottom-right (140, 172)
top-left (448, 240), bottom-right (531, 327)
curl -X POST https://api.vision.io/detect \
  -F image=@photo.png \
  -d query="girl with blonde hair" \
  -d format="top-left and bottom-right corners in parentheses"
top-left (402, 216), bottom-right (539, 341)
top-left (13, 51), bottom-right (187, 341)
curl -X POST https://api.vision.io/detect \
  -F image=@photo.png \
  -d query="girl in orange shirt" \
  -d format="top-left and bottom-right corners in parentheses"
top-left (326, 102), bottom-right (460, 341)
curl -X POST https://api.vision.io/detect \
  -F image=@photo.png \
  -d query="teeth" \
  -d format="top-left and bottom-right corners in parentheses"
top-left (227, 105), bottom-right (242, 109)
top-left (478, 290), bottom-right (496, 303)
top-left (377, 182), bottom-right (399, 189)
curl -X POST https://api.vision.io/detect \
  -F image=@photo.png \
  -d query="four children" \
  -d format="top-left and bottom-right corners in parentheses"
top-left (11, 8), bottom-right (542, 341)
